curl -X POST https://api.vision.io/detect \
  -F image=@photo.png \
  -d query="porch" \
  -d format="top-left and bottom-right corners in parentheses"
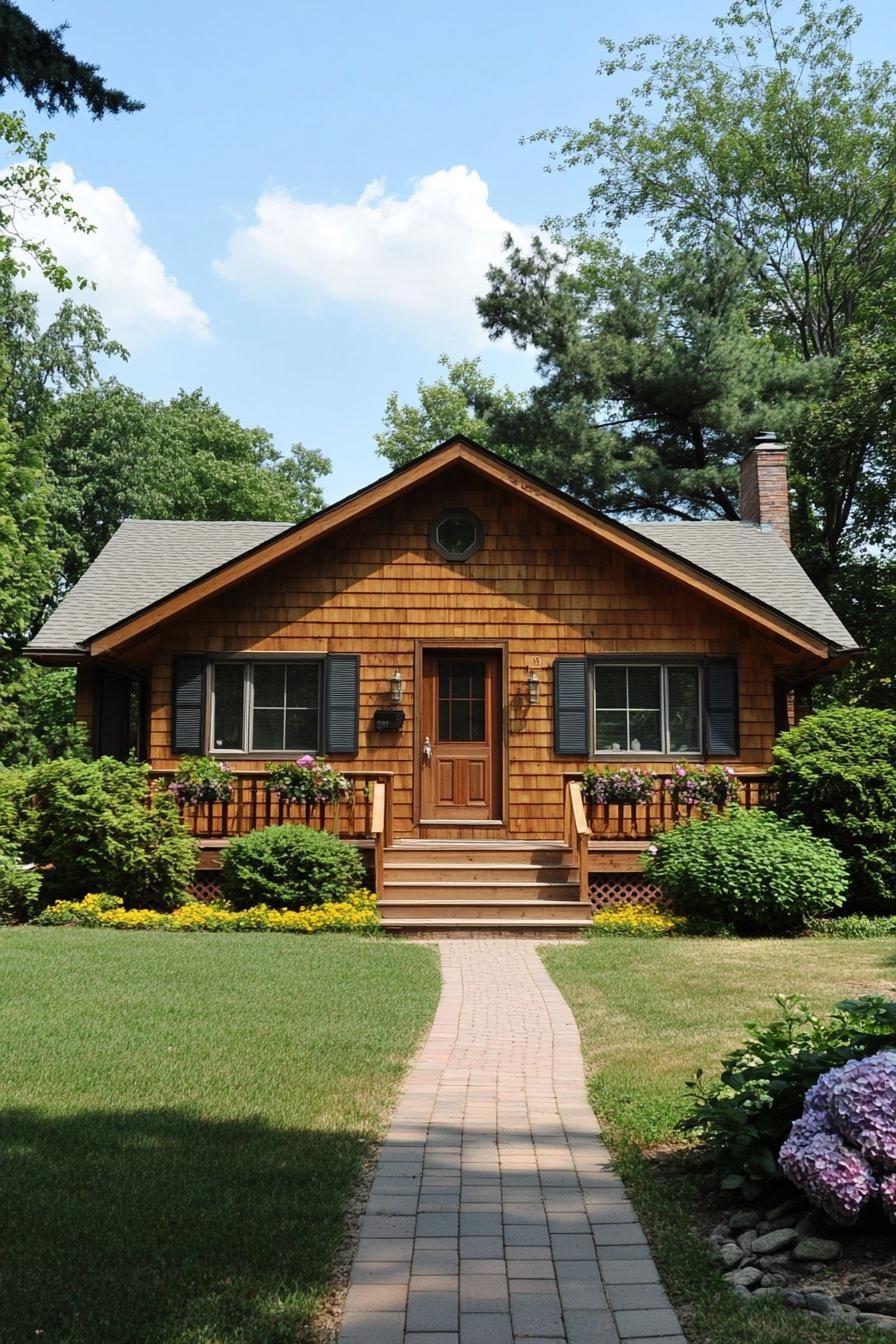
top-left (153, 768), bottom-right (774, 933)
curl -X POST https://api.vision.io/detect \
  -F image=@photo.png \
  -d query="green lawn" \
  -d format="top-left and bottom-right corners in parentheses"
top-left (0, 929), bottom-right (439, 1344)
top-left (542, 937), bottom-right (896, 1344)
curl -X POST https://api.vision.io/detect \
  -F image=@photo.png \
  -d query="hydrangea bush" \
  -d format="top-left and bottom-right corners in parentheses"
top-left (779, 1052), bottom-right (896, 1224)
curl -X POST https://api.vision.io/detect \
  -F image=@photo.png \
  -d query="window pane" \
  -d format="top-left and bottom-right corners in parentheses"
top-left (595, 666), bottom-right (626, 709)
top-left (595, 710), bottom-right (628, 752)
top-left (668, 666), bottom-right (701, 752)
top-left (254, 663), bottom-right (285, 707)
top-left (286, 663), bottom-right (319, 708)
top-left (213, 664), bottom-right (244, 750)
top-left (449, 701), bottom-right (473, 740)
top-left (252, 707), bottom-right (284, 751)
top-left (285, 708), bottom-right (319, 751)
top-left (628, 666), bottom-right (662, 709)
top-left (629, 709), bottom-right (661, 752)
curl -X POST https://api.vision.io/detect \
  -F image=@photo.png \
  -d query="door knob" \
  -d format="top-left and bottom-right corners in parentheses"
top-left (422, 736), bottom-right (432, 763)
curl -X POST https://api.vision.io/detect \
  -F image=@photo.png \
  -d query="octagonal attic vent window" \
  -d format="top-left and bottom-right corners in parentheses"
top-left (430, 509), bottom-right (483, 561)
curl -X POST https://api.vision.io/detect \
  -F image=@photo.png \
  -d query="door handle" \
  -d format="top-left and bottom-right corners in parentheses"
top-left (422, 736), bottom-right (432, 763)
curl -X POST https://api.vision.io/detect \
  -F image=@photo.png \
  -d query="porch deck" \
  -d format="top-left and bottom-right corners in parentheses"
top-left (153, 769), bottom-right (774, 933)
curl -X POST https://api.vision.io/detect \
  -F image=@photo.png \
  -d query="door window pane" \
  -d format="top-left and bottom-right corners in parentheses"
top-left (438, 658), bottom-right (486, 742)
top-left (667, 666), bottom-right (701, 752)
top-left (213, 664), bottom-right (245, 749)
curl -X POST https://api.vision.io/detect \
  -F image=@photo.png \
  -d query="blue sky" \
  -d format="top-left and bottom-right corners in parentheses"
top-left (14, 0), bottom-right (895, 501)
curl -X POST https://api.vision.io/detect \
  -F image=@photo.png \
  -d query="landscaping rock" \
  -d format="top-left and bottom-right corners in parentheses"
top-left (857, 1315), bottom-right (896, 1332)
top-left (750, 1227), bottom-right (799, 1255)
top-left (737, 1230), bottom-right (757, 1252)
top-left (718, 1242), bottom-right (744, 1268)
top-left (729, 1209), bottom-right (760, 1232)
top-left (805, 1292), bottom-right (844, 1317)
top-left (723, 1266), bottom-right (764, 1289)
top-left (792, 1236), bottom-right (841, 1263)
top-left (752, 1286), bottom-right (782, 1300)
top-left (863, 1299), bottom-right (896, 1317)
top-left (781, 1290), bottom-right (807, 1310)
top-left (757, 1253), bottom-right (791, 1269)
top-left (767, 1199), bottom-right (801, 1222)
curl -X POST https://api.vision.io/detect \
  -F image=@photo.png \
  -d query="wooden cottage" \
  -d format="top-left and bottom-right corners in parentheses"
top-left (26, 436), bottom-right (858, 933)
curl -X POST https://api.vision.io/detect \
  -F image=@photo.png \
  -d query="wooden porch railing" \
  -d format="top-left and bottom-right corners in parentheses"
top-left (565, 780), bottom-right (591, 904)
top-left (563, 771), bottom-right (776, 842)
top-left (149, 770), bottom-right (394, 845)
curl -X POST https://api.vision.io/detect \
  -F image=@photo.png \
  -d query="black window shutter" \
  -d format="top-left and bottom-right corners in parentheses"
top-left (172, 655), bottom-right (206, 754)
top-left (553, 658), bottom-right (589, 756)
top-left (705, 658), bottom-right (739, 756)
top-left (325, 654), bottom-right (360, 755)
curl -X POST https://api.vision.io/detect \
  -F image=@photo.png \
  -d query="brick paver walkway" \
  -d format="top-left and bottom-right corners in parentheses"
top-left (338, 940), bottom-right (686, 1344)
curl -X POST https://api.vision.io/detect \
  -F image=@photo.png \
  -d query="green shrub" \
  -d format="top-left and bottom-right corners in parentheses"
top-left (0, 765), bottom-right (31, 853)
top-left (809, 913), bottom-right (896, 938)
top-left (644, 806), bottom-right (847, 933)
top-left (0, 852), bottom-right (42, 924)
top-left (772, 706), bottom-right (896, 910)
top-left (220, 824), bottom-right (366, 909)
top-left (682, 994), bottom-right (896, 1200)
top-left (23, 757), bottom-right (196, 909)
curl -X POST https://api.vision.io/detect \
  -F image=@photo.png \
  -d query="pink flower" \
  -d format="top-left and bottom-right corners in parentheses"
top-left (296, 754), bottom-right (316, 767)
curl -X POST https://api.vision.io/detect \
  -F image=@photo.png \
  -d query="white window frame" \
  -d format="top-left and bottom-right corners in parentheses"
top-left (208, 656), bottom-right (324, 757)
top-left (592, 661), bottom-right (703, 757)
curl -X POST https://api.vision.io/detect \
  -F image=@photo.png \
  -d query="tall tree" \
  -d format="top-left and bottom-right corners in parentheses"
top-left (0, 3), bottom-right (142, 117)
top-left (44, 382), bottom-right (331, 596)
top-left (375, 355), bottom-right (522, 467)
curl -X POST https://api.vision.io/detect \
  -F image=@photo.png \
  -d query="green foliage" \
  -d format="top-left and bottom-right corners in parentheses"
top-left (810, 914), bottom-right (896, 939)
top-left (682, 994), bottom-right (896, 1201)
top-left (23, 757), bottom-right (196, 909)
top-left (0, 851), bottom-right (41, 924)
top-left (0, 663), bottom-right (88, 766)
top-left (772, 706), bottom-right (896, 910)
top-left (169, 757), bottom-right (234, 806)
top-left (644, 807), bottom-right (847, 933)
top-left (0, 3), bottom-right (143, 117)
top-left (0, 764), bottom-right (28, 850)
top-left (375, 354), bottom-right (523, 468)
top-left (220, 825), bottom-right (366, 910)
top-left (44, 382), bottom-right (331, 591)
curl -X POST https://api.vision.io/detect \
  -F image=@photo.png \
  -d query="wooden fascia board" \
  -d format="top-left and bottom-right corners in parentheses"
top-left (89, 439), bottom-right (831, 660)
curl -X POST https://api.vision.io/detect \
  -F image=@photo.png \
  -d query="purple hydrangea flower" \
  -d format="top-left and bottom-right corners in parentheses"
top-left (779, 1051), bottom-right (896, 1225)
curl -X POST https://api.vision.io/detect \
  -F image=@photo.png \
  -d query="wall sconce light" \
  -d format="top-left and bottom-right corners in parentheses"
top-left (390, 670), bottom-right (404, 705)
top-left (527, 670), bottom-right (540, 706)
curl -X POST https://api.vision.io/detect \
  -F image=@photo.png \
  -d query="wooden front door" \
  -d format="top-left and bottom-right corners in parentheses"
top-left (420, 651), bottom-right (503, 822)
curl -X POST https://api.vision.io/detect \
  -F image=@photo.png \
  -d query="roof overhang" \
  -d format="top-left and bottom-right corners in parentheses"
top-left (85, 437), bottom-right (843, 663)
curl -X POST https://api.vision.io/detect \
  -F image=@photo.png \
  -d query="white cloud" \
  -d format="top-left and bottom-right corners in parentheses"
top-left (214, 166), bottom-right (533, 341)
top-left (19, 162), bottom-right (210, 343)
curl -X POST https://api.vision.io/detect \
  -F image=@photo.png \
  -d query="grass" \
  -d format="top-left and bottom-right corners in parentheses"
top-left (0, 928), bottom-right (440, 1344)
top-left (542, 937), bottom-right (896, 1344)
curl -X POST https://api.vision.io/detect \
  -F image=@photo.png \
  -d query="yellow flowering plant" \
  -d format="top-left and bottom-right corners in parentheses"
top-left (590, 902), bottom-right (685, 937)
top-left (34, 889), bottom-right (380, 934)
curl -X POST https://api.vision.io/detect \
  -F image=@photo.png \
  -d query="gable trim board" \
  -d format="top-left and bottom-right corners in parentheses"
top-left (68, 440), bottom-right (849, 662)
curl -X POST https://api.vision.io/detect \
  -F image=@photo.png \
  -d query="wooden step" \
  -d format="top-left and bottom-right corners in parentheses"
top-left (382, 863), bottom-right (575, 883)
top-left (382, 880), bottom-right (580, 901)
top-left (379, 899), bottom-right (591, 922)
top-left (380, 917), bottom-right (590, 936)
top-left (386, 842), bottom-right (570, 865)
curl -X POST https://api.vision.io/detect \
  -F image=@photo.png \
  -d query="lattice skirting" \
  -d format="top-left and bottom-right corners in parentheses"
top-left (588, 872), bottom-right (668, 913)
top-left (190, 873), bottom-right (223, 903)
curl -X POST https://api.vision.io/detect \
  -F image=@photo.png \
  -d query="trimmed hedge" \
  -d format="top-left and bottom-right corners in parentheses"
top-left (220, 824), bottom-right (366, 909)
top-left (644, 806), bottom-right (848, 933)
top-left (772, 706), bottom-right (896, 910)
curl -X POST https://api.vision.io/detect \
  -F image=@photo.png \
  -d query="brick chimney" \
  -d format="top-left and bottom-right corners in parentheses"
top-left (739, 431), bottom-right (791, 547)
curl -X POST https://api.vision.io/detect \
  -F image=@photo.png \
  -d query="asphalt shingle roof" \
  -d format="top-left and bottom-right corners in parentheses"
top-left (28, 519), bottom-right (291, 652)
top-left (26, 513), bottom-right (857, 655)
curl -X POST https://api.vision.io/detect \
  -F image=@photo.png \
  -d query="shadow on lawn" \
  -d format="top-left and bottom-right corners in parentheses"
top-left (0, 1105), bottom-right (368, 1344)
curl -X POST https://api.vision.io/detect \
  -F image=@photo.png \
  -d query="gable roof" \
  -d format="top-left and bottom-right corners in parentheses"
top-left (26, 437), bottom-right (857, 660)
